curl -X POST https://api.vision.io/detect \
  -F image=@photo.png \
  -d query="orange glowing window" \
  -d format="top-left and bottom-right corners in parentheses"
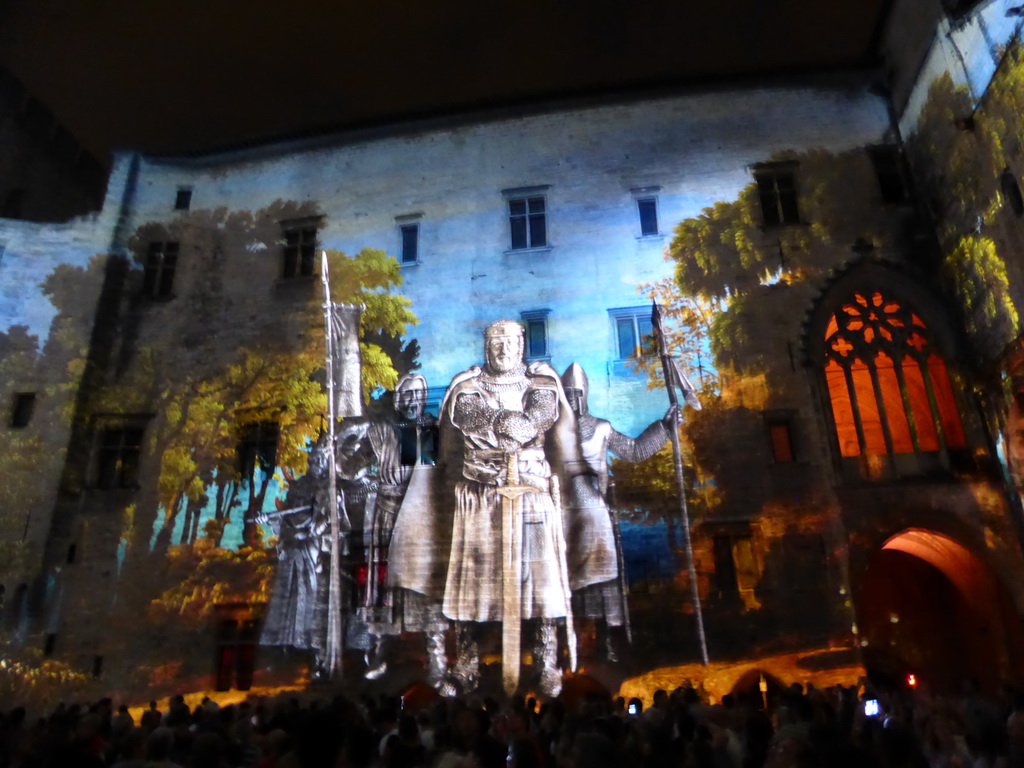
top-left (823, 289), bottom-right (965, 460)
top-left (768, 421), bottom-right (794, 462)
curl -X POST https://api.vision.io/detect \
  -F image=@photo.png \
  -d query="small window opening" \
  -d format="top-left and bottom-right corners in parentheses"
top-left (11, 392), bottom-right (36, 428)
top-left (713, 536), bottom-right (739, 592)
top-left (754, 168), bottom-right (800, 226)
top-left (611, 309), bottom-right (654, 359)
top-left (870, 147), bottom-right (907, 204)
top-left (509, 196), bottom-right (547, 249)
top-left (66, 543), bottom-right (76, 564)
top-left (174, 188), bottom-right (192, 211)
top-left (526, 319), bottom-right (547, 359)
top-left (97, 425), bottom-right (145, 489)
top-left (282, 225), bottom-right (317, 278)
top-left (92, 655), bottom-right (103, 677)
top-left (400, 223), bottom-right (419, 264)
top-left (1002, 169), bottom-right (1024, 218)
top-left (637, 197), bottom-right (659, 236)
top-left (43, 633), bottom-right (56, 656)
top-left (768, 421), bottom-right (795, 463)
top-left (143, 242), bottom-right (178, 300)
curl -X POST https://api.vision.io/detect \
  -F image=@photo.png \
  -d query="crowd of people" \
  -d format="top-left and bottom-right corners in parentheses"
top-left (0, 678), bottom-right (1022, 768)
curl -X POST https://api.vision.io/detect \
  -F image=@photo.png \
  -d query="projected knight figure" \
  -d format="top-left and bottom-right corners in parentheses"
top-left (258, 435), bottom-right (333, 652)
top-left (440, 320), bottom-right (579, 696)
top-left (561, 362), bottom-right (677, 661)
top-left (257, 296), bottom-right (364, 681)
top-left (362, 373), bottom-right (444, 682)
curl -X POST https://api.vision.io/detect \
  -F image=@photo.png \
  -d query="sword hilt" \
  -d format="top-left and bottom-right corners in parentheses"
top-left (506, 451), bottom-right (520, 486)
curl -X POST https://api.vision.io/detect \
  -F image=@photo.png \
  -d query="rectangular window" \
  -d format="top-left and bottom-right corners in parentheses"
top-left (143, 241), bottom-right (178, 299)
top-left (609, 307), bottom-right (654, 359)
top-left (96, 424), bottom-right (145, 489)
top-left (637, 197), bottom-right (659, 236)
top-left (43, 633), bottom-right (56, 656)
top-left (10, 392), bottom-right (36, 428)
top-left (764, 411), bottom-right (797, 463)
top-left (520, 309), bottom-right (551, 361)
top-left (509, 196), bottom-right (547, 250)
top-left (237, 421), bottom-right (279, 480)
top-left (282, 225), bottom-right (317, 279)
top-left (713, 536), bottom-right (739, 592)
top-left (769, 423), bottom-right (794, 462)
top-left (869, 146), bottom-right (907, 204)
top-left (710, 528), bottom-right (760, 593)
top-left (174, 188), bottom-right (192, 210)
top-left (754, 166), bottom-right (800, 226)
top-left (400, 223), bottom-right (419, 264)
top-left (526, 319), bottom-right (547, 359)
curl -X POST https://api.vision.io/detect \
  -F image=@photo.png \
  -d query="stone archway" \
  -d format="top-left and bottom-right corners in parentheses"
top-left (855, 528), bottom-right (1024, 693)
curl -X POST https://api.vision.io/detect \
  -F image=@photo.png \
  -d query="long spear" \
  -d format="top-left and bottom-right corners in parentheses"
top-left (321, 253), bottom-right (343, 679)
top-left (651, 301), bottom-right (709, 666)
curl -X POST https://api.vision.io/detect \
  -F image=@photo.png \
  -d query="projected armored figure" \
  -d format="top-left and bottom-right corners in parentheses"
top-left (441, 320), bottom-right (579, 696)
top-left (259, 436), bottom-right (334, 651)
top-left (362, 373), bottom-right (445, 682)
top-left (330, 421), bottom-right (375, 659)
top-left (561, 362), bottom-right (677, 660)
top-left (366, 374), bottom-right (438, 608)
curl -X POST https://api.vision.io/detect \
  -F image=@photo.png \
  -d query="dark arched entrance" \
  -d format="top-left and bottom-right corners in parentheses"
top-left (729, 668), bottom-right (787, 708)
top-left (855, 529), bottom-right (1024, 693)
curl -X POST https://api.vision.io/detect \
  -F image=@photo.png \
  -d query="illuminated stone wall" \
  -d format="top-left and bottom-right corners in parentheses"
top-left (5, 13), bottom-right (1024, 698)
top-left (0, 154), bottom-right (134, 598)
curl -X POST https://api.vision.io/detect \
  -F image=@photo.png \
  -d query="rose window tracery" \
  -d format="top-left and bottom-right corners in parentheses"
top-left (823, 289), bottom-right (965, 459)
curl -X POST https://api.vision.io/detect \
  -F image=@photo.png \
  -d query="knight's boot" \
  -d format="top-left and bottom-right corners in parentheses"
top-left (425, 630), bottom-right (448, 689)
top-left (537, 620), bottom-right (562, 697)
top-left (452, 623), bottom-right (479, 694)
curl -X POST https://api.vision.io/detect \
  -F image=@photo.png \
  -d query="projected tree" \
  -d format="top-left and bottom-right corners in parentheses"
top-left (906, 68), bottom-right (1021, 363)
top-left (615, 147), bottom-right (913, 638)
top-left (33, 201), bottom-right (420, 693)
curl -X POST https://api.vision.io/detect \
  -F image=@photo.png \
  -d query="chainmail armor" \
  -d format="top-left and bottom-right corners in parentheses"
top-left (494, 410), bottom-right (537, 445)
top-left (608, 419), bottom-right (669, 463)
top-left (453, 393), bottom-right (498, 433)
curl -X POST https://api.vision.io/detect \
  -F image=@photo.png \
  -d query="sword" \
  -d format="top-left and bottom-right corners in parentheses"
top-left (609, 505), bottom-right (633, 644)
top-left (257, 504), bottom-right (313, 521)
top-left (496, 451), bottom-right (533, 696)
top-left (549, 472), bottom-right (577, 673)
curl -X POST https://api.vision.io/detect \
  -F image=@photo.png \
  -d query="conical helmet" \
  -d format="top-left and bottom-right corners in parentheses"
top-left (561, 362), bottom-right (589, 412)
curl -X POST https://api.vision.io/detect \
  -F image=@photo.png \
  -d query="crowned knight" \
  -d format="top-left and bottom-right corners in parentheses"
top-left (439, 320), bottom-right (580, 695)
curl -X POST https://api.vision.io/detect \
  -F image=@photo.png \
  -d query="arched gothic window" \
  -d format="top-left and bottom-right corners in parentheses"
top-left (823, 289), bottom-right (965, 462)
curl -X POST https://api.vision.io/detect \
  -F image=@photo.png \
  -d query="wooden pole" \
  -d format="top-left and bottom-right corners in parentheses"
top-left (651, 302), bottom-right (709, 666)
top-left (321, 253), bottom-right (343, 679)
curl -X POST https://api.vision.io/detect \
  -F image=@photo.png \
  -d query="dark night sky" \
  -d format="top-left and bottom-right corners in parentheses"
top-left (0, 0), bottom-right (889, 160)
